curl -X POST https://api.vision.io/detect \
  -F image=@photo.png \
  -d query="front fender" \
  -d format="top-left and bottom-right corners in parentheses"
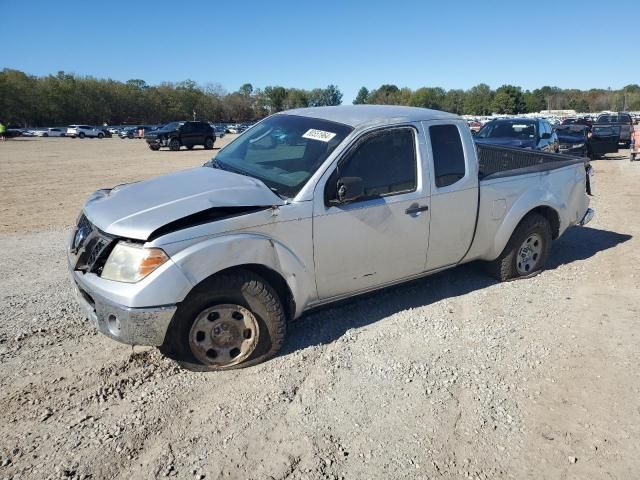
top-left (169, 233), bottom-right (314, 318)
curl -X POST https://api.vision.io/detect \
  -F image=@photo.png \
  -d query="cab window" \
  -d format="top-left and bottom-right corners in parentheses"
top-left (429, 124), bottom-right (466, 188)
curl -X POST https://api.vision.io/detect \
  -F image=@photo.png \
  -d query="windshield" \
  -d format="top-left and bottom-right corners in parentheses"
top-left (477, 121), bottom-right (537, 139)
top-left (210, 114), bottom-right (353, 198)
top-left (160, 122), bottom-right (184, 130)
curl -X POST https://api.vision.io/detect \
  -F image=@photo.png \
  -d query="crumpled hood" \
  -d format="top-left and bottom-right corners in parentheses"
top-left (474, 137), bottom-right (537, 149)
top-left (83, 167), bottom-right (283, 240)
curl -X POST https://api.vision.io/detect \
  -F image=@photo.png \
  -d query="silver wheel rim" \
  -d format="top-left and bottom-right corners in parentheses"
top-left (188, 304), bottom-right (259, 367)
top-left (516, 233), bottom-right (543, 275)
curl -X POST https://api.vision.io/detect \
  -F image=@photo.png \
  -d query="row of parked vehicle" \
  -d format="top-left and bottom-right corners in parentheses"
top-left (472, 112), bottom-right (636, 160)
top-left (6, 121), bottom-right (255, 140)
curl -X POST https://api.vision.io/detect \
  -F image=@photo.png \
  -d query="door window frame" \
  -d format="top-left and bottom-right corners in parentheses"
top-left (323, 125), bottom-right (420, 207)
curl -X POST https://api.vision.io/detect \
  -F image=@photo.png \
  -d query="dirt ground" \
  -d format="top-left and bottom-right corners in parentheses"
top-left (0, 138), bottom-right (639, 480)
top-left (0, 136), bottom-right (236, 233)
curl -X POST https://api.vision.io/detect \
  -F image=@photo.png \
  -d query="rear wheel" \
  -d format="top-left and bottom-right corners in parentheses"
top-left (204, 137), bottom-right (214, 150)
top-left (161, 271), bottom-right (287, 371)
top-left (169, 138), bottom-right (180, 151)
top-left (487, 213), bottom-right (552, 282)
top-left (78, 132), bottom-right (85, 139)
top-left (149, 144), bottom-right (160, 151)
top-left (97, 132), bottom-right (104, 139)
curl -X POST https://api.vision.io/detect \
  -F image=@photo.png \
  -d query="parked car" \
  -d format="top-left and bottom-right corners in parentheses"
top-left (5, 125), bottom-right (24, 137)
top-left (556, 125), bottom-right (590, 157)
top-left (67, 125), bottom-right (105, 138)
top-left (119, 125), bottom-right (154, 139)
top-left (561, 117), bottom-right (593, 129)
top-left (98, 127), bottom-right (113, 138)
top-left (474, 118), bottom-right (559, 152)
top-left (589, 125), bottom-right (620, 159)
top-left (467, 121), bottom-right (482, 134)
top-left (68, 105), bottom-right (594, 370)
top-left (210, 124), bottom-right (225, 138)
top-left (594, 112), bottom-right (633, 147)
top-left (106, 127), bottom-right (120, 135)
top-left (145, 121), bottom-right (215, 151)
top-left (34, 127), bottom-right (66, 137)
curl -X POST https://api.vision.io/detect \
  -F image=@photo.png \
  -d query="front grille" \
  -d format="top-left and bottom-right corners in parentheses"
top-left (72, 214), bottom-right (115, 273)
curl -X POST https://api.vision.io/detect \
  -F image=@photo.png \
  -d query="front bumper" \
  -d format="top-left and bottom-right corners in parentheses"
top-left (70, 268), bottom-right (176, 346)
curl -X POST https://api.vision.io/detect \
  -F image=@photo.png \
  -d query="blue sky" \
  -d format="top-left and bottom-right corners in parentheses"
top-left (2, 0), bottom-right (639, 102)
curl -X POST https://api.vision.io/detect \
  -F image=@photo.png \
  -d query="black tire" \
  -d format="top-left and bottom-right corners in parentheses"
top-left (169, 138), bottom-right (180, 151)
top-left (204, 137), bottom-right (215, 150)
top-left (97, 133), bottom-right (104, 139)
top-left (78, 132), bottom-right (85, 139)
top-left (161, 270), bottom-right (287, 371)
top-left (43, 133), bottom-right (48, 137)
top-left (487, 213), bottom-right (552, 282)
top-left (148, 144), bottom-right (160, 151)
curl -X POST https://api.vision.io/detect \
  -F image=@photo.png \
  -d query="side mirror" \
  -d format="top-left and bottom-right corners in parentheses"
top-left (541, 132), bottom-right (552, 139)
top-left (331, 177), bottom-right (364, 205)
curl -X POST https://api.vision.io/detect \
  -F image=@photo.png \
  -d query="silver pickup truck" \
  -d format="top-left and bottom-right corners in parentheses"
top-left (68, 106), bottom-right (594, 370)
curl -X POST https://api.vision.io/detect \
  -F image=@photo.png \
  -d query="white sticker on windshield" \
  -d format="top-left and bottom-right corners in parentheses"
top-left (302, 129), bottom-right (337, 142)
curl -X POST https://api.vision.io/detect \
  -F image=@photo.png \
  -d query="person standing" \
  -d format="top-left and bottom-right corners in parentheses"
top-left (0, 121), bottom-right (6, 141)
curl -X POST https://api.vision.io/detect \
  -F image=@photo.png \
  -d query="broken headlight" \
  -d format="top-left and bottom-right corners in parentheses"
top-left (101, 242), bottom-right (169, 283)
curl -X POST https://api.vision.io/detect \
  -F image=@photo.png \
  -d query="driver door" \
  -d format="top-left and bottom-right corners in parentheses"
top-left (313, 126), bottom-right (430, 299)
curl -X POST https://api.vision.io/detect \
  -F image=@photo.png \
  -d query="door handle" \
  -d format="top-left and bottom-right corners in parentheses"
top-left (405, 204), bottom-right (429, 215)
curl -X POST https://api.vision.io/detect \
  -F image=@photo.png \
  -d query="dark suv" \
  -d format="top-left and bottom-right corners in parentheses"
top-left (145, 121), bottom-right (215, 151)
top-left (474, 118), bottom-right (559, 152)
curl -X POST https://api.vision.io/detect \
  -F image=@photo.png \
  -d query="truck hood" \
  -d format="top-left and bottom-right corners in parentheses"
top-left (83, 167), bottom-right (283, 240)
top-left (474, 137), bottom-right (537, 149)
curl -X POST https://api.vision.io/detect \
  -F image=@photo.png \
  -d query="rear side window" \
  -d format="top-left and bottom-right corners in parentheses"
top-left (339, 128), bottom-right (417, 198)
top-left (429, 125), bottom-right (466, 188)
top-left (620, 114), bottom-right (632, 124)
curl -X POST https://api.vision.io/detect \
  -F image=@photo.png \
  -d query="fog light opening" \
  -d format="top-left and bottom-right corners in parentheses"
top-left (107, 314), bottom-right (121, 335)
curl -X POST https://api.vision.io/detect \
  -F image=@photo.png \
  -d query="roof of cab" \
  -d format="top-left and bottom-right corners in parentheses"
top-left (278, 105), bottom-right (459, 128)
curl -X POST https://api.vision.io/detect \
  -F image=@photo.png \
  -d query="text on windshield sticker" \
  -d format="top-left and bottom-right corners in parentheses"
top-left (302, 129), bottom-right (337, 142)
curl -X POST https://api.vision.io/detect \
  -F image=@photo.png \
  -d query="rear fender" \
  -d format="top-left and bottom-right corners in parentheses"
top-left (485, 188), bottom-right (565, 261)
top-left (169, 233), bottom-right (313, 318)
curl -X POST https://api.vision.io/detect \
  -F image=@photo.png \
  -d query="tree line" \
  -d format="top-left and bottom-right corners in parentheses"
top-left (0, 69), bottom-right (342, 126)
top-left (3, 67), bottom-right (640, 127)
top-left (354, 83), bottom-right (640, 115)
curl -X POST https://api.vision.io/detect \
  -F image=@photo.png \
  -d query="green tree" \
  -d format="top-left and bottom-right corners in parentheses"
top-left (238, 83), bottom-right (253, 96)
top-left (353, 87), bottom-right (369, 104)
top-left (464, 84), bottom-right (494, 115)
top-left (263, 86), bottom-right (288, 112)
top-left (491, 85), bottom-right (525, 114)
top-left (409, 87), bottom-right (446, 110)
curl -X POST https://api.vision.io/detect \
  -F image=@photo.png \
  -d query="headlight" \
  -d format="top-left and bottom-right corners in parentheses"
top-left (101, 242), bottom-right (169, 283)
top-left (572, 143), bottom-right (585, 149)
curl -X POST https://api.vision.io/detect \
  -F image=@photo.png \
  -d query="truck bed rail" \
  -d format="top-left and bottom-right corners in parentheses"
top-left (477, 144), bottom-right (587, 180)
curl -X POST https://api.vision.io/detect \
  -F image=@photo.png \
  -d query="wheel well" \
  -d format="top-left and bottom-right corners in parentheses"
top-left (528, 206), bottom-right (560, 239)
top-left (194, 265), bottom-right (296, 321)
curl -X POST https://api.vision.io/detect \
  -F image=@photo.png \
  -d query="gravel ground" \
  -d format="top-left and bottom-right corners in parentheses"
top-left (0, 140), bottom-right (639, 480)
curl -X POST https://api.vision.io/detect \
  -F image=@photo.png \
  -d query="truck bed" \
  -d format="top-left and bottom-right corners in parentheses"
top-left (477, 144), bottom-right (587, 180)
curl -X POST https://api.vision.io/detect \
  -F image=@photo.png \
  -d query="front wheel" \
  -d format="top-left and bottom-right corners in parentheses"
top-left (148, 144), bottom-right (160, 151)
top-left (161, 270), bottom-right (287, 371)
top-left (487, 213), bottom-right (552, 282)
top-left (204, 137), bottom-right (215, 150)
top-left (169, 138), bottom-right (180, 151)
top-left (78, 132), bottom-right (85, 139)
top-left (97, 133), bottom-right (104, 139)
